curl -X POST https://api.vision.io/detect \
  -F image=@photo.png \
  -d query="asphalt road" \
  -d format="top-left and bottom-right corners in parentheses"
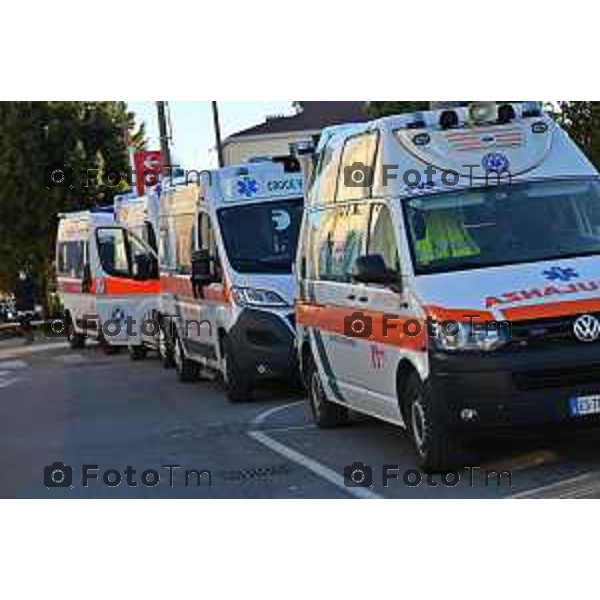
top-left (2, 336), bottom-right (600, 498)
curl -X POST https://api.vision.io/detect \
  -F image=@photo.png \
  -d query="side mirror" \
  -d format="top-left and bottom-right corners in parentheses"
top-left (133, 254), bottom-right (152, 280)
top-left (352, 254), bottom-right (402, 292)
top-left (191, 249), bottom-right (214, 288)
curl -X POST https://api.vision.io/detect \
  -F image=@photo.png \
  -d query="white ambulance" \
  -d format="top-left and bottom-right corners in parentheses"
top-left (113, 191), bottom-right (162, 358)
top-left (159, 158), bottom-right (304, 400)
top-left (56, 207), bottom-right (159, 351)
top-left (296, 101), bottom-right (600, 470)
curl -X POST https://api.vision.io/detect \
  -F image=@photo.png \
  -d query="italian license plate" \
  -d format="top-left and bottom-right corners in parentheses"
top-left (569, 395), bottom-right (600, 417)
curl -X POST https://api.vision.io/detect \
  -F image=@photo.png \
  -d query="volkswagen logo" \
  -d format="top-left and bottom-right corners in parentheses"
top-left (573, 314), bottom-right (600, 343)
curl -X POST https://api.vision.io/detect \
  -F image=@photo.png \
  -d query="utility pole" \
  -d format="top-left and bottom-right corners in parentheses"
top-left (212, 101), bottom-right (224, 167)
top-left (156, 101), bottom-right (172, 173)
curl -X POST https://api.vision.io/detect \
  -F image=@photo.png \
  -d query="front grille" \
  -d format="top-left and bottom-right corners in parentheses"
top-left (513, 363), bottom-right (600, 391)
top-left (506, 313), bottom-right (600, 350)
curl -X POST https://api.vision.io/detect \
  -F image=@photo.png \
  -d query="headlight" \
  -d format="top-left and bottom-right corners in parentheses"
top-left (231, 287), bottom-right (289, 308)
top-left (433, 321), bottom-right (510, 353)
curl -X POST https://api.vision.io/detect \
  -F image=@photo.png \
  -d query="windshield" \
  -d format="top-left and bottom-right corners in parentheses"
top-left (403, 178), bottom-right (600, 275)
top-left (217, 198), bottom-right (303, 274)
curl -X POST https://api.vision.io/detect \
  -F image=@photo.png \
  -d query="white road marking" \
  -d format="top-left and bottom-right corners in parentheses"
top-left (0, 342), bottom-right (69, 360)
top-left (510, 472), bottom-right (600, 499)
top-left (0, 360), bottom-right (28, 370)
top-left (0, 377), bottom-right (20, 389)
top-left (248, 401), bottom-right (382, 500)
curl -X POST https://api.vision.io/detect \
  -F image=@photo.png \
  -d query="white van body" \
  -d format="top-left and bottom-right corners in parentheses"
top-left (296, 102), bottom-right (600, 469)
top-left (113, 191), bottom-right (161, 353)
top-left (159, 159), bottom-right (304, 398)
top-left (56, 208), bottom-right (159, 350)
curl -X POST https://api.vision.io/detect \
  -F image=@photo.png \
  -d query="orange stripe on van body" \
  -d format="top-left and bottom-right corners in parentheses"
top-left (501, 297), bottom-right (600, 322)
top-left (424, 305), bottom-right (496, 322)
top-left (296, 301), bottom-right (427, 352)
top-left (103, 276), bottom-right (160, 295)
top-left (160, 274), bottom-right (230, 305)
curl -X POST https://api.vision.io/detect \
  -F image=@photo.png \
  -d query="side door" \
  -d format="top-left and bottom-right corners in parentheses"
top-left (95, 226), bottom-right (159, 346)
top-left (184, 210), bottom-right (223, 366)
top-left (304, 130), bottom-right (378, 410)
top-left (350, 203), bottom-right (419, 423)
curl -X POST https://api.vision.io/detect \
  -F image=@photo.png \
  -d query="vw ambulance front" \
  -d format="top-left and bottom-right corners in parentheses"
top-left (388, 103), bottom-right (600, 438)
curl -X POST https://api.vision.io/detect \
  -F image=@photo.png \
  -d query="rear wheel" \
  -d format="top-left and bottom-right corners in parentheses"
top-left (173, 330), bottom-right (198, 383)
top-left (403, 372), bottom-right (461, 472)
top-left (158, 318), bottom-right (175, 369)
top-left (128, 345), bottom-right (147, 360)
top-left (306, 352), bottom-right (347, 428)
top-left (66, 317), bottom-right (85, 349)
top-left (222, 336), bottom-right (252, 402)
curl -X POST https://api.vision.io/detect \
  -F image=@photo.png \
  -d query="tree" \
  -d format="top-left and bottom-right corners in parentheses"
top-left (554, 102), bottom-right (600, 169)
top-left (0, 101), bottom-right (144, 295)
top-left (365, 101), bottom-right (429, 118)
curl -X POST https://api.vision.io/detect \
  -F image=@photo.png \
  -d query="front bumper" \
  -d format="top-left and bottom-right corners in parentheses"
top-left (228, 308), bottom-right (297, 382)
top-left (430, 343), bottom-right (600, 431)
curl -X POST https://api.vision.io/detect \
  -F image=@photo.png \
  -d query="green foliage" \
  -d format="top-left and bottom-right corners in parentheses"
top-left (555, 102), bottom-right (600, 169)
top-left (0, 101), bottom-right (144, 294)
top-left (365, 101), bottom-right (429, 118)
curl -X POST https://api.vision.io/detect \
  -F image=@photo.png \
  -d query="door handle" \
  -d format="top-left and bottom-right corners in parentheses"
top-left (357, 296), bottom-right (369, 303)
top-left (347, 294), bottom-right (356, 301)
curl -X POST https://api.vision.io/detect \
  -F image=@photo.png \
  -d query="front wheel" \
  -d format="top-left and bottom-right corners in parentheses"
top-left (403, 372), bottom-right (461, 472)
top-left (222, 336), bottom-right (252, 402)
top-left (66, 318), bottom-right (85, 349)
top-left (306, 353), bottom-right (348, 428)
top-left (173, 330), bottom-right (198, 383)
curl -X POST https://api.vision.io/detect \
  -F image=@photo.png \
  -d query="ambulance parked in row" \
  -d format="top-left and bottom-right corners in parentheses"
top-left (296, 101), bottom-right (600, 470)
top-left (113, 190), bottom-right (161, 358)
top-left (159, 158), bottom-right (303, 400)
top-left (56, 207), bottom-right (159, 351)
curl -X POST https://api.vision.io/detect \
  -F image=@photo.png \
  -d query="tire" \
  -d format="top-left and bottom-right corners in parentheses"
top-left (98, 328), bottom-right (120, 355)
top-left (306, 352), bottom-right (348, 428)
top-left (128, 345), bottom-right (147, 360)
top-left (173, 330), bottom-right (198, 383)
top-left (222, 336), bottom-right (252, 402)
top-left (403, 372), bottom-right (461, 472)
top-left (158, 318), bottom-right (175, 369)
top-left (66, 317), bottom-right (85, 349)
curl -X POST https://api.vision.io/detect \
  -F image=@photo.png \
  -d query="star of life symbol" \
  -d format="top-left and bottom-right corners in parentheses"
top-left (543, 266), bottom-right (580, 282)
top-left (481, 152), bottom-right (510, 173)
top-left (111, 307), bottom-right (126, 323)
top-left (237, 177), bottom-right (259, 198)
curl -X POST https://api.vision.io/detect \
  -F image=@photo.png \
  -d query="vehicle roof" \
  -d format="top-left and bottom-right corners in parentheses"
top-left (311, 102), bottom-right (598, 204)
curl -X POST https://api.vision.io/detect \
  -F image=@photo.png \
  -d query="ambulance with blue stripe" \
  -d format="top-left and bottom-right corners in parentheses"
top-left (296, 101), bottom-right (600, 470)
top-left (159, 157), bottom-right (303, 400)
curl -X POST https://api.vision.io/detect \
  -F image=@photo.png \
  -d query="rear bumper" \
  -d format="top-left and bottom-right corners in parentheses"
top-left (228, 309), bottom-right (297, 382)
top-left (430, 344), bottom-right (600, 431)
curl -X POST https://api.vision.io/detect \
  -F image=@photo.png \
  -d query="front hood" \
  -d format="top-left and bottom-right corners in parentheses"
top-left (228, 272), bottom-right (295, 307)
top-left (414, 255), bottom-right (600, 321)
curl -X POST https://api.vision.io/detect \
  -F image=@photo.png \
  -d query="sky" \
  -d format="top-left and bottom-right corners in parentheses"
top-left (127, 101), bottom-right (295, 169)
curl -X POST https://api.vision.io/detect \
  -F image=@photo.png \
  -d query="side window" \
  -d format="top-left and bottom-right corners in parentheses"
top-left (336, 132), bottom-right (378, 203)
top-left (198, 212), bottom-right (222, 280)
top-left (312, 143), bottom-right (342, 204)
top-left (128, 232), bottom-right (155, 279)
top-left (368, 204), bottom-right (400, 274)
top-left (97, 228), bottom-right (129, 276)
top-left (159, 221), bottom-right (175, 270)
top-left (173, 213), bottom-right (195, 274)
top-left (57, 241), bottom-right (85, 278)
top-left (309, 204), bottom-right (368, 282)
top-left (198, 212), bottom-right (215, 253)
